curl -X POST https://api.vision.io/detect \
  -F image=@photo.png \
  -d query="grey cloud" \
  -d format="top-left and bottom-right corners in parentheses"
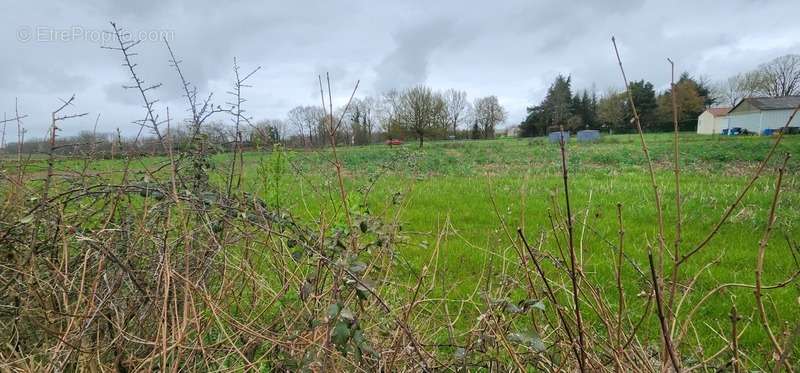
top-left (373, 19), bottom-right (455, 92)
top-left (1, 0), bottom-right (799, 138)
top-left (103, 82), bottom-right (141, 106)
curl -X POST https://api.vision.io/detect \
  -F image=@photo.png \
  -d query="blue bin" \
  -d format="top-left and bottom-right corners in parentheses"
top-left (577, 130), bottom-right (600, 142)
top-left (548, 131), bottom-right (570, 143)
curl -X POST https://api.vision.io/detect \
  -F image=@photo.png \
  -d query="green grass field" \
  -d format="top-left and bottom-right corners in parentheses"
top-left (230, 133), bottom-right (800, 359)
top-left (6, 132), bottom-right (799, 366)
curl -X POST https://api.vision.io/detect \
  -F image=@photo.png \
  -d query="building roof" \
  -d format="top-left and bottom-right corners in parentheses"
top-left (733, 96), bottom-right (800, 112)
top-left (706, 107), bottom-right (731, 117)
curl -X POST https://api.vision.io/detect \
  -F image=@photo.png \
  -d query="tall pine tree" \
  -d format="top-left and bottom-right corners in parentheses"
top-left (520, 75), bottom-right (574, 136)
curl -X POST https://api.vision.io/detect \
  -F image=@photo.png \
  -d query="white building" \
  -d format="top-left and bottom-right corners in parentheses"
top-left (696, 107), bottom-right (730, 134)
top-left (727, 96), bottom-right (800, 134)
top-left (504, 125), bottom-right (519, 137)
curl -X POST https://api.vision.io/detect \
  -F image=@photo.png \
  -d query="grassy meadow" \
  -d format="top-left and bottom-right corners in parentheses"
top-left (4, 132), bottom-right (799, 368)
top-left (225, 134), bottom-right (800, 354)
top-left (237, 133), bottom-right (800, 359)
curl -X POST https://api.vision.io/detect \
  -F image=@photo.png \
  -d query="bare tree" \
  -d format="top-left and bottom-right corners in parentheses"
top-left (343, 97), bottom-right (380, 145)
top-left (104, 22), bottom-right (167, 151)
top-left (443, 89), bottom-right (468, 138)
top-left (165, 39), bottom-right (226, 151)
top-left (287, 106), bottom-right (307, 147)
top-left (225, 57), bottom-right (261, 196)
top-left (249, 118), bottom-right (285, 146)
top-left (473, 95), bottom-right (506, 139)
top-left (716, 74), bottom-right (757, 107)
top-left (721, 55), bottom-right (800, 104)
top-left (203, 121), bottom-right (231, 144)
top-left (360, 96), bottom-right (378, 143)
top-left (377, 89), bottom-right (402, 137)
top-left (287, 105), bottom-right (324, 147)
top-left (269, 118), bottom-right (288, 141)
top-left (396, 86), bottom-right (447, 147)
top-left (44, 95), bottom-right (88, 201)
top-left (756, 54), bottom-right (800, 97)
top-left (0, 109), bottom-right (28, 153)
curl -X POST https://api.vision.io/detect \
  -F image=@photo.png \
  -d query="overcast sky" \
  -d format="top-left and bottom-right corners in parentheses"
top-left (2, 0), bottom-right (799, 139)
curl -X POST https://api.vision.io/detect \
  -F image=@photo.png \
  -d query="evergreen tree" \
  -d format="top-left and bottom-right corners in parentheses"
top-left (470, 119), bottom-right (481, 139)
top-left (519, 74), bottom-right (574, 136)
top-left (546, 75), bottom-right (573, 127)
top-left (582, 90), bottom-right (597, 128)
top-left (569, 92), bottom-right (582, 130)
top-left (569, 90), bottom-right (597, 130)
top-left (678, 72), bottom-right (716, 107)
top-left (626, 80), bottom-right (658, 130)
top-left (519, 106), bottom-right (543, 137)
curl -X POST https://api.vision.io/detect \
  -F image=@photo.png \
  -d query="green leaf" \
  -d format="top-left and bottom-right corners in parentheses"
top-left (18, 215), bottom-right (34, 224)
top-left (354, 342), bottom-right (363, 361)
top-left (331, 321), bottom-right (351, 347)
top-left (326, 303), bottom-right (341, 320)
top-left (507, 331), bottom-right (546, 352)
top-left (291, 250), bottom-right (304, 261)
top-left (352, 329), bottom-right (365, 344)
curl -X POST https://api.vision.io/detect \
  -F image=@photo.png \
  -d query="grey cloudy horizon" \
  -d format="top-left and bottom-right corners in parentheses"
top-left (1, 0), bottom-right (799, 139)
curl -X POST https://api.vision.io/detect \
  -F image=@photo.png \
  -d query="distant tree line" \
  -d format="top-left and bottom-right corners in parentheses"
top-left (284, 86), bottom-right (506, 148)
top-left (1, 86), bottom-right (508, 155)
top-left (518, 54), bottom-right (800, 137)
top-left (7, 54), bottom-right (797, 153)
top-left (519, 73), bottom-right (712, 137)
top-left (3, 119), bottom-right (289, 158)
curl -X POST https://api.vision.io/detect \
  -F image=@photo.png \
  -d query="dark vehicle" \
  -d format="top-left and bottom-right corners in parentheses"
top-left (724, 127), bottom-right (750, 136)
top-left (773, 127), bottom-right (800, 135)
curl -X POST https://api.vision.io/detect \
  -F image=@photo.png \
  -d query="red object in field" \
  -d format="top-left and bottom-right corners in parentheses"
top-left (385, 139), bottom-right (403, 146)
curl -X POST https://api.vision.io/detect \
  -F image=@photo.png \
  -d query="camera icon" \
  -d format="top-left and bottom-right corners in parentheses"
top-left (17, 26), bottom-right (32, 43)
